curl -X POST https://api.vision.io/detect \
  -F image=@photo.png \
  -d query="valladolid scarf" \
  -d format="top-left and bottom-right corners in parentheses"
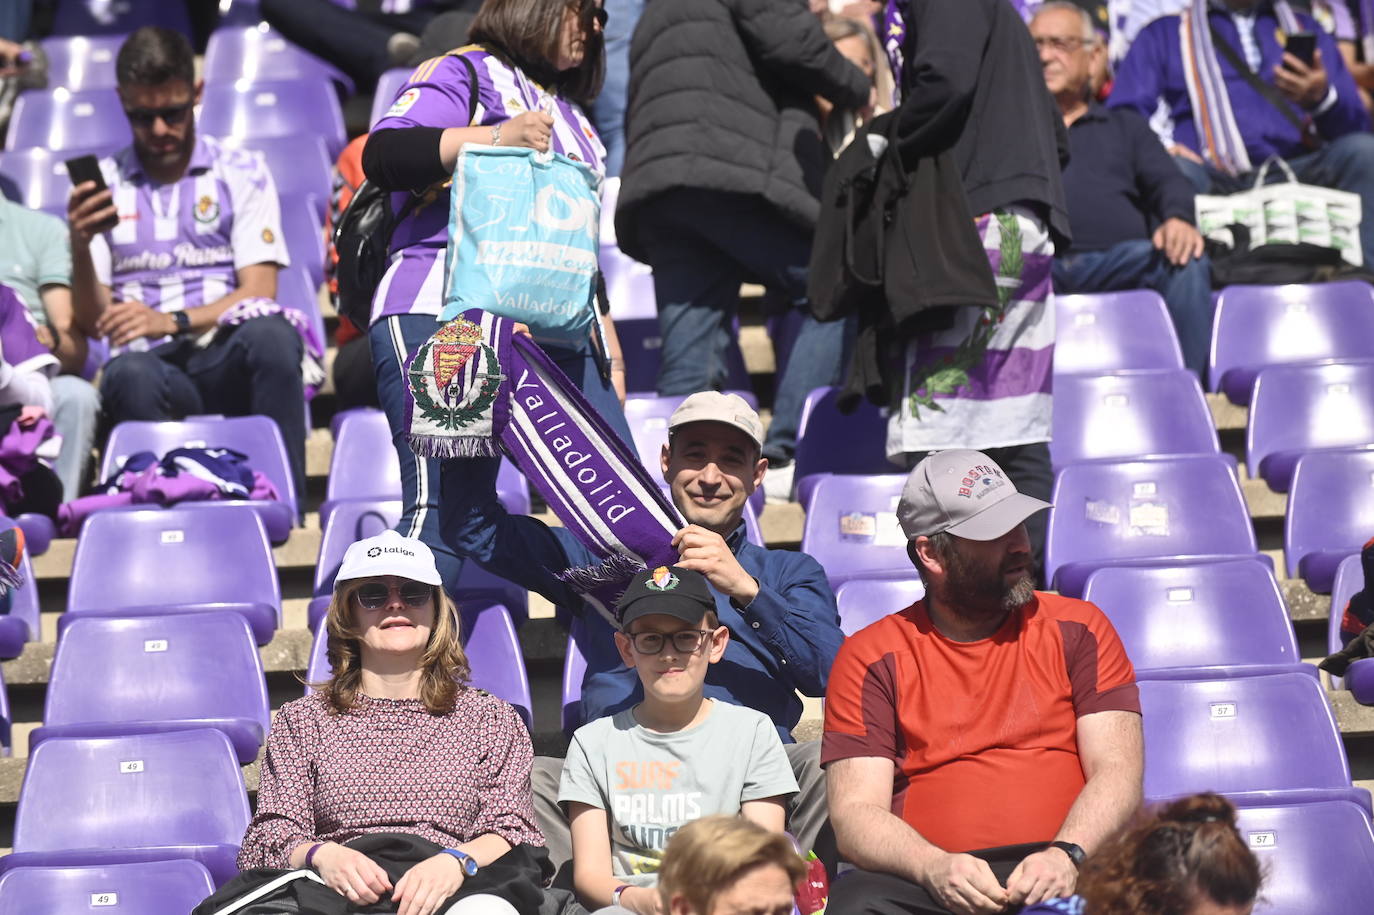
top-left (406, 310), bottom-right (681, 620)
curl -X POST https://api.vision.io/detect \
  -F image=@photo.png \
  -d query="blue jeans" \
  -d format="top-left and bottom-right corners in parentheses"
top-left (1053, 239), bottom-right (1215, 375)
top-left (1172, 132), bottom-right (1374, 264)
top-left (588, 0), bottom-right (644, 177)
top-left (370, 314), bottom-right (633, 599)
top-left (639, 189), bottom-right (851, 464)
top-left (50, 374), bottom-right (100, 501)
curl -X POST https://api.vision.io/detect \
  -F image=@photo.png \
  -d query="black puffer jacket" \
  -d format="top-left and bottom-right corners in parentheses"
top-left (614, 0), bottom-right (870, 263)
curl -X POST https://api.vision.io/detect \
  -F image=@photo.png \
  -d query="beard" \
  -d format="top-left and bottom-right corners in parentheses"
top-left (938, 542), bottom-right (1037, 623)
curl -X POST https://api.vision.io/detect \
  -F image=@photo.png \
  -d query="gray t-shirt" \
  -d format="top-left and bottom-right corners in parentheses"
top-left (558, 699), bottom-right (799, 884)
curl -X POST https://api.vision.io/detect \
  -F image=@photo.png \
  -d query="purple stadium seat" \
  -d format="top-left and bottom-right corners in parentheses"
top-left (371, 67), bottom-right (415, 126)
top-left (15, 513), bottom-right (54, 558)
top-left (1210, 281), bottom-right (1374, 405)
top-left (308, 499), bottom-right (529, 628)
top-left (275, 265), bottom-right (326, 359)
top-left (800, 474), bottom-right (911, 588)
top-left (0, 664), bottom-right (10, 756)
top-left (1054, 290), bottom-right (1185, 375)
top-left (599, 176), bottom-right (656, 323)
top-left (0, 550), bottom-right (41, 660)
top-left (322, 409), bottom-right (530, 525)
top-left (204, 25), bottom-right (355, 95)
top-left (1044, 455), bottom-right (1263, 598)
top-left (1246, 361), bottom-right (1374, 493)
top-left (216, 134), bottom-right (332, 220)
top-left (833, 575), bottom-right (925, 636)
top-left (1139, 673), bottom-right (1370, 812)
top-left (48, 0), bottom-right (191, 37)
top-left (4, 88), bottom-right (132, 153)
top-left (562, 616), bottom-right (589, 734)
top-left (306, 602), bottom-right (533, 726)
top-left (198, 79), bottom-right (347, 159)
top-left (99, 415), bottom-right (299, 542)
top-left (1050, 370), bottom-right (1220, 470)
top-left (31, 613), bottom-right (270, 764)
top-left (0, 729), bottom-right (250, 887)
top-left (793, 387), bottom-right (891, 509)
top-left (0, 859), bottom-right (217, 914)
top-left (1235, 801), bottom-right (1374, 915)
top-left (1080, 560), bottom-right (1306, 679)
top-left (279, 192), bottom-right (326, 286)
top-left (1325, 553), bottom-right (1374, 700)
top-left (1285, 449), bottom-right (1374, 593)
top-left (0, 146), bottom-right (116, 216)
top-left (39, 35), bottom-right (124, 91)
top-left (63, 506), bottom-right (281, 645)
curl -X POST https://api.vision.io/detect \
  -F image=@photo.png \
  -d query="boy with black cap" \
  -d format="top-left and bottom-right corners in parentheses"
top-left (558, 564), bottom-right (798, 915)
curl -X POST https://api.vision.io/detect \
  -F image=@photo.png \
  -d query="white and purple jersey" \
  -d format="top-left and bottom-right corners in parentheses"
top-left (0, 283), bottom-right (58, 380)
top-left (90, 135), bottom-right (291, 354)
top-left (369, 46), bottom-right (606, 324)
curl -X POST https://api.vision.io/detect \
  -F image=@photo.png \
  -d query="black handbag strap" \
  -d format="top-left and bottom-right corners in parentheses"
top-left (1207, 23), bottom-right (1315, 145)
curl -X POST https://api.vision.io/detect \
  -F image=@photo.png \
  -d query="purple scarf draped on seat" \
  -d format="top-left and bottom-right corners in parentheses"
top-left (406, 310), bottom-right (682, 620)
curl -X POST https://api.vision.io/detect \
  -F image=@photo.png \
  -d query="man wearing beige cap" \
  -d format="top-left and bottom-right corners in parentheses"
top-left (443, 390), bottom-right (842, 878)
top-left (821, 450), bottom-right (1143, 915)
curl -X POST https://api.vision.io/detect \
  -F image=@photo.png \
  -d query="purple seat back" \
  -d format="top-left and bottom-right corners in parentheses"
top-left (5, 88), bottom-right (132, 152)
top-left (40, 35), bottom-right (125, 91)
top-left (1235, 801), bottom-right (1374, 915)
top-left (325, 409), bottom-right (531, 516)
top-left (793, 387), bottom-right (891, 508)
top-left (276, 265), bottom-right (327, 358)
top-left (198, 78), bottom-right (347, 159)
top-left (0, 859), bottom-right (217, 914)
top-left (311, 499), bottom-right (528, 625)
top-left (1246, 361), bottom-right (1374, 493)
top-left (800, 474), bottom-right (911, 588)
top-left (66, 506), bottom-right (281, 634)
top-left (38, 613), bottom-right (269, 763)
top-left (562, 616), bottom-right (589, 734)
top-left (1328, 553), bottom-right (1366, 654)
top-left (48, 0), bottom-right (191, 37)
top-left (1139, 673), bottom-right (1366, 811)
top-left (1050, 370), bottom-right (1219, 470)
top-left (1080, 560), bottom-right (1304, 678)
top-left (0, 664), bottom-right (9, 755)
top-left (216, 134), bottom-right (332, 220)
top-left (1045, 456), bottom-right (1260, 597)
top-left (599, 177), bottom-right (656, 323)
top-left (1284, 449), bottom-right (1374, 591)
top-left (0, 146), bottom-right (116, 216)
top-left (203, 26), bottom-right (354, 95)
top-left (11, 730), bottom-right (249, 880)
top-left (833, 576), bottom-right (925, 636)
top-left (1054, 290), bottom-right (1185, 375)
top-left (1211, 281), bottom-right (1374, 404)
top-left (370, 67), bottom-right (415, 127)
top-left (279, 192), bottom-right (326, 286)
top-left (306, 603), bottom-right (533, 726)
top-left (100, 415), bottom-right (299, 525)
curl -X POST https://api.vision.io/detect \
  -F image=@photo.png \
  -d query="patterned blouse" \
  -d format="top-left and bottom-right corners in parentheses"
top-left (237, 689), bottom-right (544, 870)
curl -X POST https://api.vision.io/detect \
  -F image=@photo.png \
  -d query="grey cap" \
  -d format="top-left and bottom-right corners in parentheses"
top-left (897, 450), bottom-right (1052, 541)
top-left (668, 391), bottom-right (764, 448)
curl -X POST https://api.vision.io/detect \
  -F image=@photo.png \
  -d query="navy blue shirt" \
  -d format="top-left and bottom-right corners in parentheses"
top-left (1061, 102), bottom-right (1197, 252)
top-left (447, 465), bottom-right (842, 742)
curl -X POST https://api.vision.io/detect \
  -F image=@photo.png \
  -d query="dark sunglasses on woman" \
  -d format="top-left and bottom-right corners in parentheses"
top-left (355, 581), bottom-right (433, 610)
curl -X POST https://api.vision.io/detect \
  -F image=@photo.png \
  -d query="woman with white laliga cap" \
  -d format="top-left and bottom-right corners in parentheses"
top-left (236, 530), bottom-right (545, 915)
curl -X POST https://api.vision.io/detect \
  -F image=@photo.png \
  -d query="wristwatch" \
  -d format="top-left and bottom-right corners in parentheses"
top-left (171, 310), bottom-right (191, 336)
top-left (1049, 841), bottom-right (1086, 869)
top-left (442, 848), bottom-right (480, 876)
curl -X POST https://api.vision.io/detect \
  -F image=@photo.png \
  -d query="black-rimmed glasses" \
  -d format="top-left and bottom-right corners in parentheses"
top-left (124, 102), bottom-right (194, 127)
top-left (1032, 35), bottom-right (1095, 54)
top-left (626, 629), bottom-right (715, 655)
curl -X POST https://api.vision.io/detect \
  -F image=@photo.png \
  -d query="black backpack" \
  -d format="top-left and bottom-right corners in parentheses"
top-left (333, 52), bottom-right (479, 329)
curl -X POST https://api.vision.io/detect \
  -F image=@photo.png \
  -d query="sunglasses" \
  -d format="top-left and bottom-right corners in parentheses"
top-left (625, 629), bottom-right (715, 655)
top-left (124, 101), bottom-right (194, 127)
top-left (355, 581), bottom-right (434, 610)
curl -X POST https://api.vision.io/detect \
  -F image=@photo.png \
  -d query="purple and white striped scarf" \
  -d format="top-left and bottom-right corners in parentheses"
top-left (1181, 0), bottom-right (1304, 175)
top-left (405, 310), bottom-right (682, 621)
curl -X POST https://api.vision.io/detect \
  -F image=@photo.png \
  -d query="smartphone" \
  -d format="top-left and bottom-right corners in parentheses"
top-left (1286, 32), bottom-right (1317, 67)
top-left (64, 154), bottom-right (118, 232)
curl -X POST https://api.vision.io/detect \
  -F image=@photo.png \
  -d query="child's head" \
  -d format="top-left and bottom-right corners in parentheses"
top-left (614, 565), bottom-right (728, 703)
top-left (658, 816), bottom-right (805, 915)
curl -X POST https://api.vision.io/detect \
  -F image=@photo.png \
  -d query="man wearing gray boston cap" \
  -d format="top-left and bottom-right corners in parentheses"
top-left (821, 450), bottom-right (1143, 915)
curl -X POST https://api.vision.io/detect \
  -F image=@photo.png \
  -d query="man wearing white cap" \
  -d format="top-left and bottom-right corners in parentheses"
top-left (821, 450), bottom-right (1143, 915)
top-left (442, 390), bottom-right (842, 876)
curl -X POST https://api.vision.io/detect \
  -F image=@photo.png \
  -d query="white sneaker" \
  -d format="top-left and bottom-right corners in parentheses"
top-left (765, 461), bottom-right (795, 504)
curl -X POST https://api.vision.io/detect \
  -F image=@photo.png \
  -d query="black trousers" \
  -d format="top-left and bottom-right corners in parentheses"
top-left (827, 843), bottom-right (1043, 915)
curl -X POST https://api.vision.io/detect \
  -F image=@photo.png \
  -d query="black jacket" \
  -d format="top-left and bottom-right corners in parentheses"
top-left (614, 0), bottom-right (870, 263)
top-left (892, 0), bottom-right (1071, 247)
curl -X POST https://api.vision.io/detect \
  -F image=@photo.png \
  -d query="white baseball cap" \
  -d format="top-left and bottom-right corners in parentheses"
top-left (336, 530), bottom-right (443, 586)
top-left (897, 450), bottom-right (1052, 541)
top-left (668, 391), bottom-right (764, 448)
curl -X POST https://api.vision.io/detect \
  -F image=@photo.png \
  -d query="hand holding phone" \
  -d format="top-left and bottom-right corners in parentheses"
top-left (65, 155), bottom-right (119, 238)
top-left (1285, 32), bottom-right (1317, 68)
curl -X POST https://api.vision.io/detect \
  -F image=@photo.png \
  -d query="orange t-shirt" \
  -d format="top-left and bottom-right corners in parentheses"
top-left (821, 592), bottom-right (1139, 853)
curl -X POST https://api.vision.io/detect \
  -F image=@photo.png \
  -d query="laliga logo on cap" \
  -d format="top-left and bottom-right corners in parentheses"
top-left (367, 546), bottom-right (415, 559)
top-left (367, 546), bottom-right (382, 558)
top-left (646, 566), bottom-right (679, 592)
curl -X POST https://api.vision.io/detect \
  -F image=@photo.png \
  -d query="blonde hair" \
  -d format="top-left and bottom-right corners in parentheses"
top-left (657, 817), bottom-right (806, 915)
top-left (312, 578), bottom-right (471, 715)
